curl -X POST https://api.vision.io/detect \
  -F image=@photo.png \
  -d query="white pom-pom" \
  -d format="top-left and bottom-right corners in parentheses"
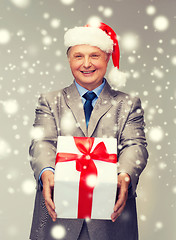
top-left (108, 67), bottom-right (127, 89)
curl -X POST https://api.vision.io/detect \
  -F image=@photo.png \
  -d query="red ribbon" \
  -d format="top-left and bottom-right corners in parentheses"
top-left (55, 137), bottom-right (117, 219)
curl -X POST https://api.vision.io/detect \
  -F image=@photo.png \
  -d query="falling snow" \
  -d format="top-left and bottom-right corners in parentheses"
top-left (1, 1), bottom-right (175, 240)
top-left (60, 0), bottom-right (75, 6)
top-left (50, 225), bottom-right (66, 239)
top-left (21, 179), bottom-right (35, 195)
top-left (50, 18), bottom-right (61, 29)
top-left (87, 16), bottom-right (102, 27)
top-left (153, 16), bottom-right (169, 32)
top-left (148, 126), bottom-right (164, 143)
top-left (0, 138), bottom-right (11, 159)
top-left (98, 6), bottom-right (113, 18)
top-left (146, 5), bottom-right (156, 15)
top-left (1, 99), bottom-right (19, 115)
top-left (155, 221), bottom-right (163, 231)
top-left (120, 32), bottom-right (140, 52)
top-left (86, 174), bottom-right (97, 187)
top-left (30, 127), bottom-right (45, 140)
top-left (103, 7), bottom-right (113, 18)
top-left (10, 0), bottom-right (31, 9)
top-left (0, 29), bottom-right (11, 45)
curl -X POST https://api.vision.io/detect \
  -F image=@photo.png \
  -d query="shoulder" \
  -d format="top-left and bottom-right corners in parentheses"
top-left (105, 82), bottom-right (143, 113)
top-left (116, 90), bottom-right (141, 104)
top-left (38, 84), bottom-right (73, 103)
top-left (107, 83), bottom-right (141, 104)
top-left (105, 80), bottom-right (130, 99)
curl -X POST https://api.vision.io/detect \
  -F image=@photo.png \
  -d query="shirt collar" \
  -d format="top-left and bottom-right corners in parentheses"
top-left (74, 78), bottom-right (106, 97)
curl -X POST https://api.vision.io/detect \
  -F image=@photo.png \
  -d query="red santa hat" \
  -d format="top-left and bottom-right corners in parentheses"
top-left (64, 22), bottom-right (126, 88)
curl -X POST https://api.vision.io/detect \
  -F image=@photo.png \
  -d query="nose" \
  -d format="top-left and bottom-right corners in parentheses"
top-left (83, 56), bottom-right (91, 68)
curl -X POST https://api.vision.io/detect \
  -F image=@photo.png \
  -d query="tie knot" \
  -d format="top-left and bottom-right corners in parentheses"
top-left (83, 92), bottom-right (96, 101)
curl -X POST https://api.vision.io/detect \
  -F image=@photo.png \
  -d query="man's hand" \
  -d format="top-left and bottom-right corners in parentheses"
top-left (41, 170), bottom-right (57, 222)
top-left (111, 173), bottom-right (130, 222)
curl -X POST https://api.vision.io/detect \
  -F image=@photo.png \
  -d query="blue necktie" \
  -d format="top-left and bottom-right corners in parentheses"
top-left (83, 91), bottom-right (97, 127)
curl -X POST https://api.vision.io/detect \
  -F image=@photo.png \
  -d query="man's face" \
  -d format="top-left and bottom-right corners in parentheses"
top-left (68, 45), bottom-right (110, 91)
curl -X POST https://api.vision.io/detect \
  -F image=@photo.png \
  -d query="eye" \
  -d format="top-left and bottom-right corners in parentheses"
top-left (91, 54), bottom-right (99, 58)
top-left (74, 55), bottom-right (83, 59)
top-left (74, 54), bottom-right (82, 60)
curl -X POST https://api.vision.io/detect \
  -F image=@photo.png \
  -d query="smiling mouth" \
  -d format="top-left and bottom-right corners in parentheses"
top-left (80, 70), bottom-right (96, 74)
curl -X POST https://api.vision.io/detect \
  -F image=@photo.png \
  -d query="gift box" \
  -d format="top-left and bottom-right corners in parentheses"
top-left (54, 136), bottom-right (118, 219)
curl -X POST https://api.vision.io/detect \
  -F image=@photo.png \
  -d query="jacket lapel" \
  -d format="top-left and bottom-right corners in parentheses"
top-left (62, 81), bottom-right (118, 137)
top-left (88, 81), bottom-right (118, 137)
top-left (62, 83), bottom-right (87, 136)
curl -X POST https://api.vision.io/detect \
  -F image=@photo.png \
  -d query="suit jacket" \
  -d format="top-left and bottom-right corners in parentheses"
top-left (29, 80), bottom-right (148, 240)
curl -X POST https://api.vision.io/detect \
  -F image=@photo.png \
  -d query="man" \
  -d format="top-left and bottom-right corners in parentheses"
top-left (29, 22), bottom-right (148, 240)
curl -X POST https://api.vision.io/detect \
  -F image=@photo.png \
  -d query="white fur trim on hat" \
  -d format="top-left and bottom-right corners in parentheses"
top-left (64, 27), bottom-right (114, 53)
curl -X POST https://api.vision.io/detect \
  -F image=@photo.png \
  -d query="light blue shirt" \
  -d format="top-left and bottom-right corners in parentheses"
top-left (74, 78), bottom-right (106, 107)
top-left (39, 79), bottom-right (106, 185)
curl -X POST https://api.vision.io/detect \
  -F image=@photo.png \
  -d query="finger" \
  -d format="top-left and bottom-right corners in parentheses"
top-left (111, 200), bottom-right (127, 222)
top-left (113, 190), bottom-right (126, 212)
top-left (45, 199), bottom-right (57, 221)
top-left (43, 176), bottom-right (54, 200)
top-left (43, 181), bottom-right (57, 221)
top-left (112, 191), bottom-right (128, 222)
top-left (45, 196), bottom-right (55, 210)
top-left (113, 198), bottom-right (123, 212)
top-left (50, 208), bottom-right (57, 222)
top-left (111, 212), bottom-right (120, 222)
top-left (44, 186), bottom-right (56, 215)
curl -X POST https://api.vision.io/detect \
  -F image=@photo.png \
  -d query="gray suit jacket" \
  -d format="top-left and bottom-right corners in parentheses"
top-left (29, 81), bottom-right (148, 240)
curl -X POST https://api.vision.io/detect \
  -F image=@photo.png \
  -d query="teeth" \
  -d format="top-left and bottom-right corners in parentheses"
top-left (82, 70), bottom-right (95, 73)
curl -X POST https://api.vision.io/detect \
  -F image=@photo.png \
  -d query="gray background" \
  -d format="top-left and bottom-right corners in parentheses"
top-left (0, 0), bottom-right (176, 239)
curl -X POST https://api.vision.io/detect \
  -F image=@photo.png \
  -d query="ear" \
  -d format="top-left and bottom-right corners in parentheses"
top-left (67, 47), bottom-right (72, 61)
top-left (67, 53), bottom-right (71, 63)
top-left (106, 53), bottom-right (111, 63)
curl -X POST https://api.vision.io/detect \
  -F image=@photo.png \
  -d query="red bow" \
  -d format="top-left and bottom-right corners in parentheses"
top-left (55, 137), bottom-right (117, 219)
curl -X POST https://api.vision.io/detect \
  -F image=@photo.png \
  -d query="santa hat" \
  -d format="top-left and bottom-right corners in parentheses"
top-left (64, 22), bottom-right (126, 89)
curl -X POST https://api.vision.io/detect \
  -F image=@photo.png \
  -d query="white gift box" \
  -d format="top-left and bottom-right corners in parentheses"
top-left (54, 136), bottom-right (118, 219)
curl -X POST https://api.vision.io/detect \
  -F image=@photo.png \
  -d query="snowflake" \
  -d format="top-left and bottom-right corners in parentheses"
top-left (155, 221), bottom-right (163, 230)
top-left (10, 0), bottom-right (31, 8)
top-left (21, 179), bottom-right (36, 195)
top-left (86, 174), bottom-right (97, 187)
top-left (42, 35), bottom-right (52, 46)
top-left (50, 225), bottom-right (66, 239)
top-left (103, 7), bottom-right (113, 18)
top-left (60, 0), bottom-right (75, 5)
top-left (171, 56), bottom-right (176, 66)
top-left (87, 16), bottom-right (102, 27)
top-left (153, 16), bottom-right (169, 31)
top-left (0, 29), bottom-right (11, 44)
top-left (148, 126), bottom-right (164, 143)
top-left (50, 19), bottom-right (61, 29)
top-left (172, 186), bottom-right (176, 194)
top-left (0, 138), bottom-right (11, 159)
top-left (121, 32), bottom-right (140, 52)
top-left (140, 214), bottom-right (147, 221)
top-left (30, 127), bottom-right (44, 140)
top-left (146, 5), bottom-right (156, 15)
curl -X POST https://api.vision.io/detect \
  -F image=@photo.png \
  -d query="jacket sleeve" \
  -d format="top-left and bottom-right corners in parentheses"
top-left (29, 94), bottom-right (58, 188)
top-left (118, 97), bottom-right (149, 196)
